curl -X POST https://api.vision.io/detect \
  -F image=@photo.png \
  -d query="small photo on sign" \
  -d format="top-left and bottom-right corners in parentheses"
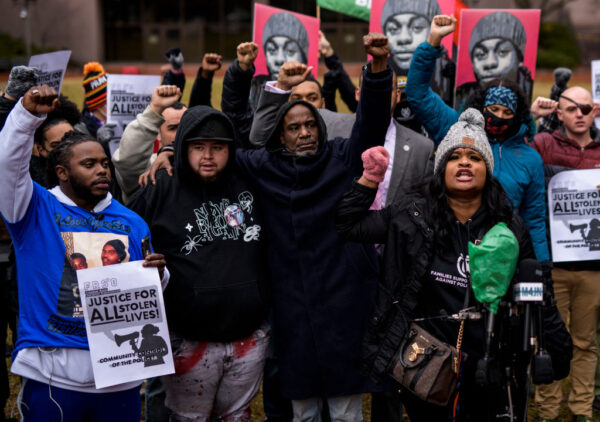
top-left (57, 232), bottom-right (129, 319)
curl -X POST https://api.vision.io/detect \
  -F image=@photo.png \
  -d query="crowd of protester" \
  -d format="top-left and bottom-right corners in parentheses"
top-left (0, 12), bottom-right (599, 422)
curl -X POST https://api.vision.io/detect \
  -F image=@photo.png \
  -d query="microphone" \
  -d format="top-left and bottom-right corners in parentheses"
top-left (514, 259), bottom-right (553, 384)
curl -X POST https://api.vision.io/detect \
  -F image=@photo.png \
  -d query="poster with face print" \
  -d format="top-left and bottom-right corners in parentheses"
top-left (253, 3), bottom-right (320, 79)
top-left (455, 9), bottom-right (540, 105)
top-left (370, 0), bottom-right (455, 74)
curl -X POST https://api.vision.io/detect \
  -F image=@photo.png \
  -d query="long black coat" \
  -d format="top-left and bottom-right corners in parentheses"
top-left (235, 68), bottom-right (393, 399)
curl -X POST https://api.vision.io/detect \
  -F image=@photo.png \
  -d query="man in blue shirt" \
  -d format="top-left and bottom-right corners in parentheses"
top-left (0, 85), bottom-right (168, 422)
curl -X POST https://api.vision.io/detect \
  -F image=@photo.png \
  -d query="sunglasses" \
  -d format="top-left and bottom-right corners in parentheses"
top-left (559, 95), bottom-right (593, 115)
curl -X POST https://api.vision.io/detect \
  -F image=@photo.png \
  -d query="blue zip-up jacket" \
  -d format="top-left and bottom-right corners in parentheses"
top-left (406, 42), bottom-right (549, 261)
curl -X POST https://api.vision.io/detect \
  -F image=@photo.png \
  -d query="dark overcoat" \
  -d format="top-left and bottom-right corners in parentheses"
top-left (235, 68), bottom-right (393, 399)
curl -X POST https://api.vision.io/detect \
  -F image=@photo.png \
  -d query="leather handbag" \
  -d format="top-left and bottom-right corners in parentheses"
top-left (389, 322), bottom-right (466, 407)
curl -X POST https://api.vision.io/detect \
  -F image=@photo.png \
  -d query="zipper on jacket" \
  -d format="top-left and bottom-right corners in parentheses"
top-left (580, 146), bottom-right (585, 169)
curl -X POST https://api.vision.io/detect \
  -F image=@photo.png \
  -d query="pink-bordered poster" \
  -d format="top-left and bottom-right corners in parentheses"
top-left (253, 3), bottom-right (320, 79)
top-left (455, 9), bottom-right (541, 105)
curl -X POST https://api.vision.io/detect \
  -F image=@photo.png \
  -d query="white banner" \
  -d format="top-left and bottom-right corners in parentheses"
top-left (592, 60), bottom-right (600, 129)
top-left (77, 261), bottom-right (174, 389)
top-left (548, 169), bottom-right (600, 262)
top-left (106, 74), bottom-right (160, 155)
top-left (28, 50), bottom-right (71, 94)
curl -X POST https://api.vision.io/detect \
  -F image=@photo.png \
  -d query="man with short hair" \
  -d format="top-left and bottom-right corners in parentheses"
top-left (112, 85), bottom-right (185, 203)
top-left (0, 85), bottom-right (167, 421)
top-left (531, 86), bottom-right (600, 422)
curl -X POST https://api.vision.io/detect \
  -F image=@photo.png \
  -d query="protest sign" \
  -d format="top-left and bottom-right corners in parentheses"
top-left (370, 0), bottom-right (455, 65)
top-left (77, 261), bottom-right (174, 389)
top-left (591, 60), bottom-right (600, 128)
top-left (253, 3), bottom-right (320, 79)
top-left (369, 0), bottom-right (455, 106)
top-left (548, 169), bottom-right (600, 262)
top-left (28, 50), bottom-right (71, 94)
top-left (455, 9), bottom-right (540, 106)
top-left (317, 0), bottom-right (371, 21)
top-left (106, 74), bottom-right (160, 155)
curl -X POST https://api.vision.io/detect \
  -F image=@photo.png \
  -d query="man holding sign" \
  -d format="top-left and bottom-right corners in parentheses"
top-left (531, 86), bottom-right (600, 422)
top-left (0, 85), bottom-right (168, 421)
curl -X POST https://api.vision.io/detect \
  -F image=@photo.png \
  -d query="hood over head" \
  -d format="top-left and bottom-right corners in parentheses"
top-left (264, 99), bottom-right (328, 155)
top-left (174, 105), bottom-right (236, 183)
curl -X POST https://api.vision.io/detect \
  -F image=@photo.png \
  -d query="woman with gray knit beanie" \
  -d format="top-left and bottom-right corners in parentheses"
top-left (406, 14), bottom-right (550, 266)
top-left (336, 109), bottom-right (568, 421)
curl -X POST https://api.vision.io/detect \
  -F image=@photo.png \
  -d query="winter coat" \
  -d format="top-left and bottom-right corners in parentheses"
top-left (406, 41), bottom-right (550, 262)
top-left (335, 180), bottom-right (572, 386)
top-left (221, 60), bottom-right (255, 149)
top-left (234, 67), bottom-right (393, 399)
top-left (128, 106), bottom-right (268, 342)
top-left (531, 128), bottom-right (600, 170)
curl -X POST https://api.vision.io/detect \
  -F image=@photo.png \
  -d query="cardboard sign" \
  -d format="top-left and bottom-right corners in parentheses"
top-left (591, 60), bottom-right (600, 129)
top-left (106, 74), bottom-right (160, 155)
top-left (455, 9), bottom-right (540, 105)
top-left (370, 0), bottom-right (456, 69)
top-left (77, 261), bottom-right (174, 389)
top-left (548, 169), bottom-right (600, 262)
top-left (28, 50), bottom-right (71, 94)
top-left (252, 4), bottom-right (320, 79)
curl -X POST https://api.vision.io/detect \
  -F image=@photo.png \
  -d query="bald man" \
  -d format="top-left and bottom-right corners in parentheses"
top-left (531, 86), bottom-right (600, 422)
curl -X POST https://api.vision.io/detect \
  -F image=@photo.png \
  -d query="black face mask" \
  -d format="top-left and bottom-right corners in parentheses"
top-left (483, 110), bottom-right (520, 139)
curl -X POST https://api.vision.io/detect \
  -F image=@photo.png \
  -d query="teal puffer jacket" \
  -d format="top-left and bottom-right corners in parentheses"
top-left (406, 42), bottom-right (549, 261)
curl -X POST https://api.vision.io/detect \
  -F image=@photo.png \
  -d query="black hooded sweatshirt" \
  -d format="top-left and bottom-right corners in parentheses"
top-left (128, 106), bottom-right (268, 342)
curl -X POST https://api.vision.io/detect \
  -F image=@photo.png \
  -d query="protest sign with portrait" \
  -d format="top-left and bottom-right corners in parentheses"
top-left (455, 9), bottom-right (540, 108)
top-left (252, 3), bottom-right (320, 80)
top-left (369, 0), bottom-right (455, 106)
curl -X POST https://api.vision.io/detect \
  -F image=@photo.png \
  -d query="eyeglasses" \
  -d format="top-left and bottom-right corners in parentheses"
top-left (559, 95), bottom-right (593, 115)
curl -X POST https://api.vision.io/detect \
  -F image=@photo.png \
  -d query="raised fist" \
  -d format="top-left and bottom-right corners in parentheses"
top-left (275, 62), bottom-right (313, 91)
top-left (201, 53), bottom-right (223, 78)
top-left (237, 42), bottom-right (259, 72)
top-left (319, 30), bottom-right (334, 58)
top-left (363, 33), bottom-right (389, 60)
top-left (530, 97), bottom-right (558, 120)
top-left (428, 15), bottom-right (457, 47)
top-left (150, 85), bottom-right (181, 115)
top-left (361, 146), bottom-right (390, 183)
top-left (22, 85), bottom-right (59, 116)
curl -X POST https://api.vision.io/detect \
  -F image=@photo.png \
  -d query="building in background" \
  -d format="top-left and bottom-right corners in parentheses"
top-left (0, 0), bottom-right (597, 66)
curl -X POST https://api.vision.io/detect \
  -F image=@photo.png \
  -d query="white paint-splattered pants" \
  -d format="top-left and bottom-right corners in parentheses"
top-left (162, 323), bottom-right (270, 422)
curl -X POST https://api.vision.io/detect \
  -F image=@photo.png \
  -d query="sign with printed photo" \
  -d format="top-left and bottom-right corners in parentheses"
top-left (591, 60), bottom-right (600, 129)
top-left (77, 260), bottom-right (174, 389)
top-left (548, 169), bottom-right (600, 262)
top-left (369, 0), bottom-right (455, 107)
top-left (28, 50), bottom-right (71, 94)
top-left (455, 9), bottom-right (540, 107)
top-left (252, 3), bottom-right (320, 79)
top-left (370, 0), bottom-right (455, 68)
top-left (106, 74), bottom-right (161, 155)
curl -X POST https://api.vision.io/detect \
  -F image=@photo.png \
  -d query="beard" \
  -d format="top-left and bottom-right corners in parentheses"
top-left (69, 174), bottom-right (108, 204)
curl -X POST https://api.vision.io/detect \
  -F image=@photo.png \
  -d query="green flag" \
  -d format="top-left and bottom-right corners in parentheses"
top-left (317, 0), bottom-right (371, 22)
